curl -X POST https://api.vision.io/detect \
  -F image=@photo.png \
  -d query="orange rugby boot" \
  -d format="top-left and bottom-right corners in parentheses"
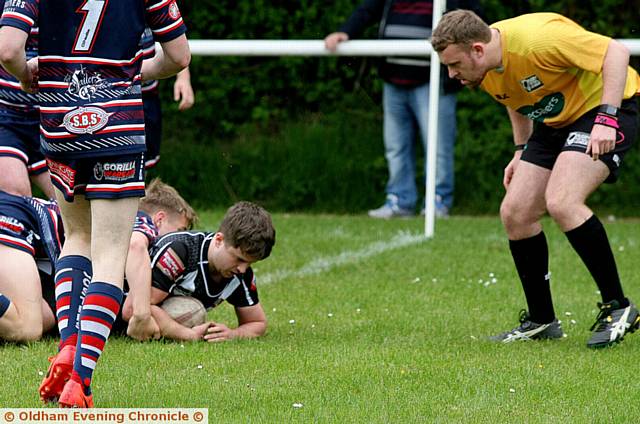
top-left (39, 344), bottom-right (75, 403)
top-left (58, 379), bottom-right (93, 408)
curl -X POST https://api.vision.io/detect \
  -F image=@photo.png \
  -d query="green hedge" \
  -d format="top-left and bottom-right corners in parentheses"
top-left (154, 0), bottom-right (640, 214)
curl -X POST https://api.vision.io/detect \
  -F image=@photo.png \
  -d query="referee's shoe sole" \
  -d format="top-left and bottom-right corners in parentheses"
top-left (587, 300), bottom-right (640, 349)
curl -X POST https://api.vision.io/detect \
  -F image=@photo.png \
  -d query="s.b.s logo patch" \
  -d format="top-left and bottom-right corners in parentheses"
top-left (62, 107), bottom-right (109, 134)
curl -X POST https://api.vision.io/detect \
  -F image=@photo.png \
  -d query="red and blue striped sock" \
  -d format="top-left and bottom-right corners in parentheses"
top-left (54, 256), bottom-right (92, 350)
top-left (0, 293), bottom-right (10, 317)
top-left (71, 281), bottom-right (123, 395)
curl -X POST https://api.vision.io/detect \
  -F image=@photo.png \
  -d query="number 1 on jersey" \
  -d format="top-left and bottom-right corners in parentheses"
top-left (73, 0), bottom-right (108, 53)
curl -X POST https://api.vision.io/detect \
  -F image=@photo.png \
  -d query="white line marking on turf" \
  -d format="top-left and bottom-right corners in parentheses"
top-left (260, 231), bottom-right (425, 285)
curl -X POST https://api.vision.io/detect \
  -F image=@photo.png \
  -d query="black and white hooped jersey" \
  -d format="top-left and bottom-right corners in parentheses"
top-left (149, 231), bottom-right (260, 309)
top-left (0, 0), bottom-right (186, 159)
top-left (0, 0), bottom-right (39, 114)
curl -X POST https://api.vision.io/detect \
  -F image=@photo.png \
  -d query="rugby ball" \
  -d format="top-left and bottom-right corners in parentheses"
top-left (160, 296), bottom-right (207, 328)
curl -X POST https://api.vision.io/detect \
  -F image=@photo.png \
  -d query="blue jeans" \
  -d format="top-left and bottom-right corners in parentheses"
top-left (382, 82), bottom-right (457, 210)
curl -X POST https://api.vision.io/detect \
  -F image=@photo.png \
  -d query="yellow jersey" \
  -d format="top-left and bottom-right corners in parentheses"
top-left (480, 13), bottom-right (640, 128)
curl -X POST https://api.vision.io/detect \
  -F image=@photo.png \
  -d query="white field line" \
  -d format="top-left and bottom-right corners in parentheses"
top-left (259, 231), bottom-right (426, 285)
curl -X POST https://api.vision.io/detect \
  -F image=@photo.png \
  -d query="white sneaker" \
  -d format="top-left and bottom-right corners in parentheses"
top-left (419, 204), bottom-right (450, 218)
top-left (368, 196), bottom-right (414, 219)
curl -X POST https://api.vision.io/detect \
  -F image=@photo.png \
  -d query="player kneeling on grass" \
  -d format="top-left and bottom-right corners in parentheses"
top-left (124, 201), bottom-right (275, 342)
top-left (0, 179), bottom-right (193, 343)
top-left (0, 190), bottom-right (63, 343)
top-left (121, 178), bottom-right (197, 341)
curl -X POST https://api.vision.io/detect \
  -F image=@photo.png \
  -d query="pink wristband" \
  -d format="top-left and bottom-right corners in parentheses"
top-left (594, 113), bottom-right (619, 129)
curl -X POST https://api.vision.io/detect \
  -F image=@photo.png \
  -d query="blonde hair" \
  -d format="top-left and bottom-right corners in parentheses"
top-left (431, 9), bottom-right (491, 52)
top-left (139, 178), bottom-right (198, 229)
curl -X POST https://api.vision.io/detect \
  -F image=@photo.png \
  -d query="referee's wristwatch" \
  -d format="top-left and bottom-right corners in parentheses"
top-left (598, 104), bottom-right (619, 117)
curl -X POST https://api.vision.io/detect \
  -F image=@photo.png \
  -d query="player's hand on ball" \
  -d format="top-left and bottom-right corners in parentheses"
top-left (192, 322), bottom-right (213, 339)
top-left (127, 314), bottom-right (161, 341)
top-left (203, 322), bottom-right (234, 342)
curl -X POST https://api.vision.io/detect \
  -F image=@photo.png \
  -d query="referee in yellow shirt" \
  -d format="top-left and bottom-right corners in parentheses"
top-left (432, 10), bottom-right (640, 348)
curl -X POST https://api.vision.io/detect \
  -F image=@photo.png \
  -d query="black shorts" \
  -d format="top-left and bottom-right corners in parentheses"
top-left (521, 98), bottom-right (638, 183)
top-left (0, 109), bottom-right (47, 175)
top-left (47, 153), bottom-right (146, 201)
top-left (142, 93), bottom-right (162, 169)
top-left (40, 270), bottom-right (56, 318)
top-left (0, 198), bottom-right (39, 256)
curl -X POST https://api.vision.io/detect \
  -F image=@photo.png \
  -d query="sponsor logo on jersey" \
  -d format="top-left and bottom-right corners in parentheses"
top-left (565, 131), bottom-right (590, 148)
top-left (0, 215), bottom-right (25, 235)
top-left (93, 161), bottom-right (136, 181)
top-left (520, 75), bottom-right (543, 92)
top-left (65, 66), bottom-right (111, 100)
top-left (157, 248), bottom-right (185, 281)
top-left (517, 93), bottom-right (565, 123)
top-left (62, 107), bottom-right (110, 134)
top-left (5, 0), bottom-right (27, 9)
top-left (168, 1), bottom-right (181, 19)
top-left (47, 159), bottom-right (76, 187)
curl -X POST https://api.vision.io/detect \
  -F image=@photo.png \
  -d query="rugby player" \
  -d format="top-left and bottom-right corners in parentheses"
top-left (0, 0), bottom-right (190, 407)
top-left (0, 190), bottom-right (62, 342)
top-left (432, 11), bottom-right (640, 348)
top-left (0, 0), bottom-right (52, 198)
top-left (141, 201), bottom-right (275, 342)
top-left (123, 178), bottom-right (198, 341)
top-left (140, 26), bottom-right (194, 169)
top-left (0, 178), bottom-right (194, 344)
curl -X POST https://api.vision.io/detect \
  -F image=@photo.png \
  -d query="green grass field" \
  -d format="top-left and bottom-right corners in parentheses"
top-left (2, 213), bottom-right (640, 422)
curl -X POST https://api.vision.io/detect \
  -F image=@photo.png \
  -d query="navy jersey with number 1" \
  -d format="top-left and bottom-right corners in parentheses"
top-left (0, 0), bottom-right (187, 159)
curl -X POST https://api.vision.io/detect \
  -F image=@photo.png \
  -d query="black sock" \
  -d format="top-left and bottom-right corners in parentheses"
top-left (565, 215), bottom-right (627, 307)
top-left (509, 231), bottom-right (555, 323)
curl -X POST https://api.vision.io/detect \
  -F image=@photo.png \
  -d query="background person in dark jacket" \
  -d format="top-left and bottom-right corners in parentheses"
top-left (325, 0), bottom-right (482, 218)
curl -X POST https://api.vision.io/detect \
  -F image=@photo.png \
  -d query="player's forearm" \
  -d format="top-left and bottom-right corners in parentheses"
top-left (124, 239), bottom-right (152, 318)
top-left (600, 39), bottom-right (629, 107)
top-left (0, 47), bottom-right (28, 82)
top-left (141, 53), bottom-right (183, 81)
top-left (151, 305), bottom-right (202, 341)
top-left (506, 107), bottom-right (533, 146)
top-left (232, 321), bottom-right (267, 339)
top-left (141, 37), bottom-right (190, 81)
top-left (0, 27), bottom-right (30, 83)
top-left (176, 67), bottom-right (190, 82)
top-left (125, 264), bottom-right (152, 318)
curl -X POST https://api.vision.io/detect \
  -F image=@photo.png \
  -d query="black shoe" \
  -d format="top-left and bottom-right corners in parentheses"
top-left (587, 299), bottom-right (640, 348)
top-left (489, 310), bottom-right (564, 343)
